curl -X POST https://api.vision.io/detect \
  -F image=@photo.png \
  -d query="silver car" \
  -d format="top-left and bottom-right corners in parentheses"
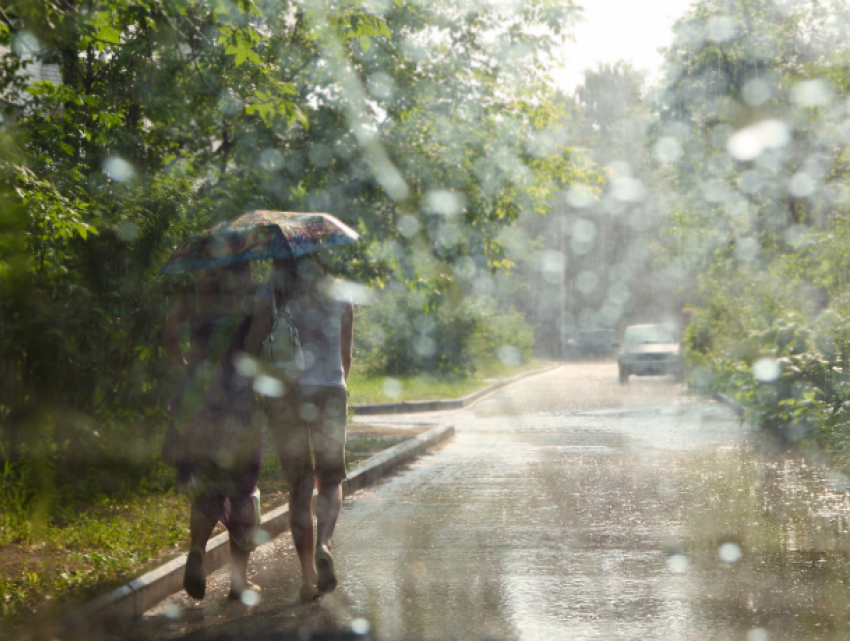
top-left (617, 324), bottom-right (684, 384)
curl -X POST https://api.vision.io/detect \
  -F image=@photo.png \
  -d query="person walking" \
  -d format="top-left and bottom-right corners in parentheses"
top-left (162, 263), bottom-right (273, 601)
top-left (258, 255), bottom-right (354, 603)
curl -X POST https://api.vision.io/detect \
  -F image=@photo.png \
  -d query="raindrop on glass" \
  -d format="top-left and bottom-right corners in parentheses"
top-left (792, 78), bottom-right (834, 108)
top-left (103, 157), bottom-right (134, 182)
top-left (498, 345), bottom-right (522, 367)
top-left (752, 358), bottom-right (780, 382)
top-left (383, 378), bottom-right (403, 398)
top-left (747, 628), bottom-right (770, 641)
top-left (718, 542), bottom-right (742, 563)
top-left (254, 375), bottom-right (283, 398)
top-left (742, 79), bottom-right (772, 106)
top-left (653, 137), bottom-right (683, 164)
top-left (163, 604), bottom-right (182, 620)
top-left (240, 589), bottom-right (260, 606)
top-left (397, 214), bottom-right (420, 238)
top-left (351, 618), bottom-right (371, 635)
top-left (667, 554), bottom-right (689, 573)
top-left (566, 184), bottom-right (594, 208)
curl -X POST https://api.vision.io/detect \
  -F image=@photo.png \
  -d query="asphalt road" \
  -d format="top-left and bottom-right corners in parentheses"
top-left (135, 362), bottom-right (850, 641)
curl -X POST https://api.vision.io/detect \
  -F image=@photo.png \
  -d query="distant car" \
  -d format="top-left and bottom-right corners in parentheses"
top-left (617, 324), bottom-right (684, 384)
top-left (565, 329), bottom-right (619, 360)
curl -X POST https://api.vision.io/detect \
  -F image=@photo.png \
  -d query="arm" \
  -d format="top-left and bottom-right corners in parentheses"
top-left (340, 301), bottom-right (354, 382)
top-left (162, 289), bottom-right (191, 370)
top-left (243, 301), bottom-right (274, 357)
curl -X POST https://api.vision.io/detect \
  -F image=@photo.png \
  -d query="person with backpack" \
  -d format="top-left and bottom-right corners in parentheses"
top-left (256, 255), bottom-right (354, 603)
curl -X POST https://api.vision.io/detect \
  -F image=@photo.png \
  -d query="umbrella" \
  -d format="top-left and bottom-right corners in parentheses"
top-left (160, 210), bottom-right (359, 274)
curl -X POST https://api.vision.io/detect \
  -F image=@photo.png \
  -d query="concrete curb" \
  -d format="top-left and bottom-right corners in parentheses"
top-left (713, 392), bottom-right (745, 417)
top-left (60, 424), bottom-right (455, 630)
top-left (351, 364), bottom-right (561, 415)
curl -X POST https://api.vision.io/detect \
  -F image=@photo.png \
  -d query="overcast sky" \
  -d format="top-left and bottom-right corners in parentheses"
top-left (553, 0), bottom-right (696, 94)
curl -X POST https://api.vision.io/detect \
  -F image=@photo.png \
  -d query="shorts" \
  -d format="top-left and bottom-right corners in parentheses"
top-left (265, 385), bottom-right (347, 484)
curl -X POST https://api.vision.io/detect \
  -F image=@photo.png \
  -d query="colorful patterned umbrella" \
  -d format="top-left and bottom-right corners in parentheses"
top-left (160, 211), bottom-right (359, 274)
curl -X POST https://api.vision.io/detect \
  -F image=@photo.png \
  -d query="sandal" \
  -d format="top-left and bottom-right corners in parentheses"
top-left (183, 550), bottom-right (206, 600)
top-left (299, 581), bottom-right (320, 603)
top-left (315, 544), bottom-right (338, 594)
top-left (228, 581), bottom-right (262, 601)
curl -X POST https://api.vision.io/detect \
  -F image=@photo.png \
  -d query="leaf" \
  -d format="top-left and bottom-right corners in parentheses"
top-left (360, 35), bottom-right (371, 51)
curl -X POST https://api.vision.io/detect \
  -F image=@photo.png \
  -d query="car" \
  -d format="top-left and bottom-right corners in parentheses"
top-left (565, 329), bottom-right (619, 360)
top-left (617, 324), bottom-right (684, 384)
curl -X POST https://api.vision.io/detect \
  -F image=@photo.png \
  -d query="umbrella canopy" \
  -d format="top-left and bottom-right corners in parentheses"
top-left (160, 211), bottom-right (359, 274)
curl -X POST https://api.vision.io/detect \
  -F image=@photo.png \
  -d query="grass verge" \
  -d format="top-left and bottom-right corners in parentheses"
top-left (0, 359), bottom-right (551, 628)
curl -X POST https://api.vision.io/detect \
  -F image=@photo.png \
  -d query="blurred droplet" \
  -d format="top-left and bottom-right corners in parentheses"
top-left (454, 256), bottom-right (476, 279)
top-left (576, 271), bottom-right (599, 295)
top-left (497, 345), bottom-right (522, 367)
top-left (718, 542), bottom-right (742, 563)
top-left (414, 315), bottom-right (436, 334)
top-left (383, 378), bottom-right (403, 399)
top-left (236, 354), bottom-right (259, 377)
top-left (788, 171), bottom-right (817, 198)
top-left (351, 618), bottom-right (371, 635)
top-left (571, 219), bottom-right (597, 256)
top-left (742, 78), bottom-right (772, 106)
top-left (163, 604), bottom-right (182, 620)
top-left (784, 224), bottom-right (811, 248)
top-left (240, 589), bottom-right (260, 606)
top-left (706, 15), bottom-right (738, 42)
top-left (566, 184), bottom-right (594, 208)
top-left (309, 144), bottom-right (333, 168)
top-left (747, 627), bottom-right (770, 641)
top-left (539, 250), bottom-right (566, 284)
top-left (252, 529), bottom-right (272, 546)
top-left (218, 90), bottom-right (241, 116)
top-left (425, 190), bottom-right (465, 216)
top-left (299, 402), bottom-right (319, 421)
top-left (611, 176), bottom-right (646, 202)
top-left (753, 358), bottom-right (780, 382)
top-left (413, 335), bottom-right (436, 358)
top-left (13, 31), bottom-right (42, 58)
top-left (368, 72), bottom-right (395, 100)
top-left (254, 375), bottom-right (283, 398)
top-left (117, 221), bottom-right (140, 243)
top-left (727, 120), bottom-right (790, 161)
top-left (411, 561), bottom-right (426, 578)
top-left (397, 214), bottom-right (420, 238)
top-left (259, 148), bottom-right (284, 171)
top-left (653, 137), bottom-right (683, 164)
top-left (792, 78), bottom-right (833, 108)
top-left (827, 472), bottom-right (850, 492)
top-left (735, 238), bottom-right (759, 263)
top-left (667, 554), bottom-right (689, 573)
top-left (103, 157), bottom-right (134, 182)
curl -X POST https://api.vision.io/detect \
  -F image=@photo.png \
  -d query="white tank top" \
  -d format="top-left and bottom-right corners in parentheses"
top-left (287, 284), bottom-right (349, 388)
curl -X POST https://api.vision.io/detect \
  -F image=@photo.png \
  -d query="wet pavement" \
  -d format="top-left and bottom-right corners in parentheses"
top-left (134, 362), bottom-right (850, 640)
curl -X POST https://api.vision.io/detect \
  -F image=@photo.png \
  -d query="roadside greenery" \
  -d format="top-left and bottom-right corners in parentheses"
top-left (652, 0), bottom-right (850, 467)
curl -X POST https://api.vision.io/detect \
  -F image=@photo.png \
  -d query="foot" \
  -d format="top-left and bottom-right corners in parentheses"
top-left (315, 544), bottom-right (337, 594)
top-left (299, 581), bottom-right (320, 603)
top-left (184, 549), bottom-right (206, 600)
top-left (228, 580), bottom-right (262, 601)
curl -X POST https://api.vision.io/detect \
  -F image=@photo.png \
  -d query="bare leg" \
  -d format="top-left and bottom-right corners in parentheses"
top-left (185, 503), bottom-right (217, 599)
top-left (314, 481), bottom-right (341, 593)
top-left (229, 540), bottom-right (258, 598)
top-left (290, 475), bottom-right (317, 587)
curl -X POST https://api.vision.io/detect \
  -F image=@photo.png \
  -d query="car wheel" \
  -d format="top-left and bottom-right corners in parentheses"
top-left (619, 366), bottom-right (629, 385)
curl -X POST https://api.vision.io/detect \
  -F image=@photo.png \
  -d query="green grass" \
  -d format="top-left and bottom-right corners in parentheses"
top-left (0, 359), bottom-right (552, 625)
top-left (347, 358), bottom-right (550, 406)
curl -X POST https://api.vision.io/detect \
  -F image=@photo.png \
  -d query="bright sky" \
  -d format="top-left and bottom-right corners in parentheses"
top-left (553, 0), bottom-right (696, 94)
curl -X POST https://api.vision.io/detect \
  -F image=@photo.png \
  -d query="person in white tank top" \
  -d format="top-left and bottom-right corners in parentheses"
top-left (259, 255), bottom-right (353, 602)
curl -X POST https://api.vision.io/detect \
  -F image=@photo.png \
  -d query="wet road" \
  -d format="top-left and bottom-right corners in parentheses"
top-left (140, 362), bottom-right (850, 641)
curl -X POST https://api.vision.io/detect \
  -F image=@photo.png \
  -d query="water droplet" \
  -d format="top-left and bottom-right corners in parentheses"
top-left (539, 250), bottom-right (566, 284)
top-left (611, 176), bottom-right (646, 202)
top-left (117, 221), bottom-right (140, 243)
top-left (13, 31), bottom-right (42, 58)
top-left (667, 554), bottom-right (690, 573)
top-left (742, 78), bottom-right (772, 106)
top-left (653, 137), bottom-right (683, 164)
top-left (397, 214), bottom-right (420, 238)
top-left (735, 238), bottom-right (759, 263)
top-left (236, 354), bottom-right (259, 377)
top-left (747, 627), bottom-right (770, 641)
top-left (753, 358), bottom-right (780, 382)
top-left (254, 375), bottom-right (283, 398)
top-left (788, 171), bottom-right (818, 198)
top-left (103, 157), bottom-right (134, 182)
top-left (413, 335), bottom-right (436, 358)
top-left (240, 589), bottom-right (260, 606)
top-left (498, 345), bottom-right (522, 367)
top-left (576, 271), bottom-right (599, 295)
top-left (351, 618), bottom-right (371, 635)
top-left (411, 561), bottom-right (426, 578)
top-left (566, 184), bottom-right (594, 208)
top-left (718, 542), bottom-right (742, 563)
top-left (425, 190), bottom-right (465, 216)
top-left (163, 603), bottom-right (182, 620)
top-left (383, 378), bottom-right (403, 398)
top-left (706, 15), bottom-right (738, 42)
top-left (792, 78), bottom-right (834, 108)
top-left (252, 529), bottom-right (272, 546)
top-left (259, 148), bottom-right (283, 171)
